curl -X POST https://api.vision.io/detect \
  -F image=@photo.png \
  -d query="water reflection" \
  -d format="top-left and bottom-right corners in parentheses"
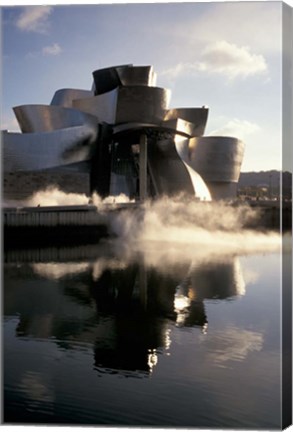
top-left (4, 244), bottom-right (247, 377)
top-left (19, 371), bottom-right (55, 414)
top-left (199, 327), bottom-right (263, 368)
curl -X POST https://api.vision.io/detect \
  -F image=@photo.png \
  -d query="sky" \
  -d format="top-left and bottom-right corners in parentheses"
top-left (1, 1), bottom-right (291, 172)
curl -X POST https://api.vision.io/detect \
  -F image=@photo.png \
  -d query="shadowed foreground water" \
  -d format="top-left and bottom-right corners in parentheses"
top-left (3, 244), bottom-right (282, 428)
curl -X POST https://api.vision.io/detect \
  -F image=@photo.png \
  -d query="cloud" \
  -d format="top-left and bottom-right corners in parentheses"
top-left (42, 43), bottom-right (62, 56)
top-left (196, 2), bottom-right (281, 55)
top-left (160, 63), bottom-right (195, 80)
top-left (160, 40), bottom-right (268, 83)
top-left (160, 62), bottom-right (202, 84)
top-left (198, 40), bottom-right (268, 80)
top-left (208, 118), bottom-right (260, 140)
top-left (15, 6), bottom-right (53, 34)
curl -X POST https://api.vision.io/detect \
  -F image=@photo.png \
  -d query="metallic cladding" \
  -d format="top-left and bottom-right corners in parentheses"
top-left (73, 89), bottom-right (118, 124)
top-left (117, 66), bottom-right (157, 87)
top-left (188, 136), bottom-right (245, 183)
top-left (92, 64), bottom-right (133, 95)
top-left (165, 108), bottom-right (209, 137)
top-left (115, 86), bottom-right (171, 124)
top-left (113, 118), bottom-right (195, 139)
top-left (51, 88), bottom-right (94, 108)
top-left (13, 104), bottom-right (99, 133)
top-left (147, 134), bottom-right (210, 200)
top-left (4, 63), bottom-right (245, 202)
top-left (204, 182), bottom-right (238, 200)
top-left (3, 126), bottom-right (98, 172)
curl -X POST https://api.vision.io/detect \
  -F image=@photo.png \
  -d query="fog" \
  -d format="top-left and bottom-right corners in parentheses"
top-left (108, 196), bottom-right (282, 269)
top-left (4, 187), bottom-right (285, 268)
top-left (3, 186), bottom-right (134, 209)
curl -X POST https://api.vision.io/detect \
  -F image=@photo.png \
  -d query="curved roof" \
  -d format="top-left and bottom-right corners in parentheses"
top-left (117, 65), bottom-right (157, 87)
top-left (92, 65), bottom-right (157, 96)
top-left (13, 104), bottom-right (98, 133)
top-left (92, 64), bottom-right (133, 95)
top-left (50, 88), bottom-right (94, 108)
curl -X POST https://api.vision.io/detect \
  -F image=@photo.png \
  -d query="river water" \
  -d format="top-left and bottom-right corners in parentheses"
top-left (3, 239), bottom-right (285, 429)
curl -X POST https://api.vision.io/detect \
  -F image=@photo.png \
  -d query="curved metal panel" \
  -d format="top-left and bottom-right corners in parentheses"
top-left (189, 136), bottom-right (245, 183)
top-left (73, 89), bottom-right (118, 124)
top-left (50, 89), bottom-right (94, 108)
top-left (117, 66), bottom-right (157, 87)
top-left (165, 107), bottom-right (209, 136)
top-left (174, 135), bottom-right (211, 200)
top-left (116, 86), bottom-right (171, 124)
top-left (13, 104), bottom-right (98, 134)
top-left (161, 118), bottom-right (195, 137)
top-left (147, 134), bottom-right (211, 200)
top-left (92, 64), bottom-right (133, 95)
top-left (204, 181), bottom-right (238, 200)
top-left (3, 126), bottom-right (98, 172)
top-left (113, 118), bottom-right (194, 140)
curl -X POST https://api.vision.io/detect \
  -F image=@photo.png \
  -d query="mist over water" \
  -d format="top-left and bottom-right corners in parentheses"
top-left (3, 186), bottom-right (134, 208)
top-left (4, 187), bottom-right (284, 267)
top-left (3, 187), bottom-right (288, 429)
top-left (108, 196), bottom-right (282, 268)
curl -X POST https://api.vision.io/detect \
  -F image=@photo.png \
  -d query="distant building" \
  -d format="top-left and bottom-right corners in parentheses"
top-left (2, 64), bottom-right (244, 202)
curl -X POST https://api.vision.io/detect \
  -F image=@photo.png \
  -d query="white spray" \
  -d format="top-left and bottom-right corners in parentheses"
top-left (3, 187), bottom-right (284, 266)
top-left (107, 195), bottom-right (283, 268)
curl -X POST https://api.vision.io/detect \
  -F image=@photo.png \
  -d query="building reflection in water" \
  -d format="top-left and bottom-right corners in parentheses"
top-left (4, 246), bottom-right (246, 376)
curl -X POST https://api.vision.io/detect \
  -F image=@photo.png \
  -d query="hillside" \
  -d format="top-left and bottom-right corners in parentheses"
top-left (238, 170), bottom-right (292, 198)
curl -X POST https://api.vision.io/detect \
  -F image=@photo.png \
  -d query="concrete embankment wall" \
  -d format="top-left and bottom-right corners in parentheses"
top-left (3, 201), bottom-right (291, 250)
top-left (3, 205), bottom-right (110, 246)
top-left (3, 205), bottom-right (105, 227)
top-left (3, 203), bottom-right (140, 247)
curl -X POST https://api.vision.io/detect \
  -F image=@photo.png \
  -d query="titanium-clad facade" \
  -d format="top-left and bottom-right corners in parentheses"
top-left (13, 104), bottom-right (98, 133)
top-left (92, 65), bottom-right (133, 95)
top-left (3, 126), bottom-right (97, 172)
top-left (117, 65), bottom-right (157, 87)
top-left (148, 134), bottom-right (211, 200)
top-left (51, 89), bottom-right (94, 108)
top-left (73, 90), bottom-right (118, 124)
top-left (115, 86), bottom-right (171, 124)
top-left (188, 136), bottom-right (245, 200)
top-left (164, 108), bottom-right (209, 137)
top-left (3, 63), bottom-right (245, 202)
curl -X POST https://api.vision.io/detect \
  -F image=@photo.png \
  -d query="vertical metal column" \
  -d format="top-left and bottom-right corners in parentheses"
top-left (139, 134), bottom-right (148, 202)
